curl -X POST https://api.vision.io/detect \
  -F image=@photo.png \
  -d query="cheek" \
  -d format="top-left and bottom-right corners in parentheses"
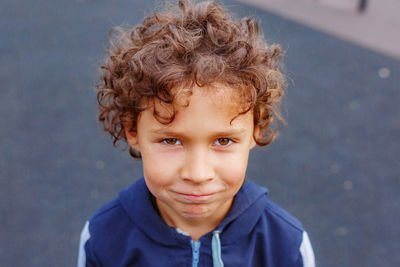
top-left (142, 160), bottom-right (173, 200)
top-left (217, 150), bottom-right (250, 186)
top-left (220, 164), bottom-right (247, 185)
top-left (141, 150), bottom-right (181, 186)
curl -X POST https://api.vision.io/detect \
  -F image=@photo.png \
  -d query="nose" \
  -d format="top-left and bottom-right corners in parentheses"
top-left (180, 147), bottom-right (214, 184)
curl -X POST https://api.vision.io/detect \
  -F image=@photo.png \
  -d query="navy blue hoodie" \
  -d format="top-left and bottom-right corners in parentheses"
top-left (78, 178), bottom-right (315, 266)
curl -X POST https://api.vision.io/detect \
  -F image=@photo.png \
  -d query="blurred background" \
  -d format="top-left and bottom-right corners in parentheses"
top-left (1, 0), bottom-right (399, 266)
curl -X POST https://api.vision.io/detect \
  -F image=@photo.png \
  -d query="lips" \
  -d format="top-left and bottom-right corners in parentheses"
top-left (173, 191), bottom-right (217, 203)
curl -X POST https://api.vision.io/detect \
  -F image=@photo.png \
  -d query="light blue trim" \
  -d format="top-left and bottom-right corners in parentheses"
top-left (77, 221), bottom-right (90, 267)
top-left (191, 240), bottom-right (201, 267)
top-left (211, 231), bottom-right (224, 267)
top-left (176, 227), bottom-right (190, 236)
top-left (300, 231), bottom-right (315, 267)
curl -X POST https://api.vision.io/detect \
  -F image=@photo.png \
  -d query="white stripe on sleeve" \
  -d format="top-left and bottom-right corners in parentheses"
top-left (300, 231), bottom-right (315, 267)
top-left (77, 221), bottom-right (90, 267)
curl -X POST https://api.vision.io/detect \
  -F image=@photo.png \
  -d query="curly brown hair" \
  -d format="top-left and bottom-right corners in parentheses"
top-left (97, 0), bottom-right (286, 158)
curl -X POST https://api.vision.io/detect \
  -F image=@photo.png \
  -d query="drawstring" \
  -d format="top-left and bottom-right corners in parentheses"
top-left (211, 230), bottom-right (224, 267)
top-left (177, 227), bottom-right (224, 267)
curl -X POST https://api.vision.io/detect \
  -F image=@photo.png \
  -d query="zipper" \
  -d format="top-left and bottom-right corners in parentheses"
top-left (191, 240), bottom-right (201, 267)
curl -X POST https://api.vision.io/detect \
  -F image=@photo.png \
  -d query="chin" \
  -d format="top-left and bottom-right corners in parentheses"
top-left (181, 206), bottom-right (213, 220)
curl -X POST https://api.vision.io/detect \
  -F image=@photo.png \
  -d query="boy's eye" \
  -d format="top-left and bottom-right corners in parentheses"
top-left (162, 138), bottom-right (181, 145)
top-left (214, 138), bottom-right (232, 146)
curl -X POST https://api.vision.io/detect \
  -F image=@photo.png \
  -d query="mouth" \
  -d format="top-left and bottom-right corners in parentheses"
top-left (173, 192), bottom-right (217, 202)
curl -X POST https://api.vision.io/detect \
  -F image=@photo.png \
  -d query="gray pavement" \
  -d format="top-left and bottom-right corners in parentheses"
top-left (1, 0), bottom-right (399, 266)
top-left (239, 0), bottom-right (400, 60)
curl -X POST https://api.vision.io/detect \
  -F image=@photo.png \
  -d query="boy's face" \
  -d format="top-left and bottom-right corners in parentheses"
top-left (126, 84), bottom-right (256, 227)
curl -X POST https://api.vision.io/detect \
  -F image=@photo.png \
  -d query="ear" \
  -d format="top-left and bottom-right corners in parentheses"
top-left (124, 125), bottom-right (140, 152)
top-left (250, 126), bottom-right (260, 149)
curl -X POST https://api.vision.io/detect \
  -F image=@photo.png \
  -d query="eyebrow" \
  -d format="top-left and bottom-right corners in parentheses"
top-left (149, 128), bottom-right (248, 137)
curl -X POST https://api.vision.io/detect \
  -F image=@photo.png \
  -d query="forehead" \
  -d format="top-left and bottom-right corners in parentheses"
top-left (140, 83), bottom-right (253, 131)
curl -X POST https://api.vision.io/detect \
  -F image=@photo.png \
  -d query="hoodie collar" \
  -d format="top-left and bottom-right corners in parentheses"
top-left (119, 178), bottom-right (185, 245)
top-left (214, 181), bottom-right (269, 244)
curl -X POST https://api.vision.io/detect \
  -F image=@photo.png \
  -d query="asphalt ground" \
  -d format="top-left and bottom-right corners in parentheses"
top-left (1, 0), bottom-right (399, 266)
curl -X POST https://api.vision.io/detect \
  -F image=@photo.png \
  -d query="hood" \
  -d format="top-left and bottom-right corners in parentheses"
top-left (118, 178), bottom-right (269, 246)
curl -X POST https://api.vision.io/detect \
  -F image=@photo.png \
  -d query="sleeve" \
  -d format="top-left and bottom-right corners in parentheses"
top-left (77, 221), bottom-right (96, 267)
top-left (299, 231), bottom-right (315, 267)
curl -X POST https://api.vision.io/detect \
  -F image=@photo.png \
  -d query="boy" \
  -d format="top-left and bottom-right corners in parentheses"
top-left (78, 0), bottom-right (315, 266)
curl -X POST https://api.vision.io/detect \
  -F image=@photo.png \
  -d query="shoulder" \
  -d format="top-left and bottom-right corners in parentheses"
top-left (242, 182), bottom-right (304, 234)
top-left (259, 195), bottom-right (315, 267)
top-left (89, 197), bottom-right (129, 232)
top-left (88, 179), bottom-right (146, 236)
top-left (250, 194), bottom-right (304, 251)
top-left (262, 197), bottom-right (304, 233)
top-left (91, 195), bottom-right (125, 220)
top-left (77, 197), bottom-right (130, 266)
top-left (78, 195), bottom-right (143, 267)
top-left (86, 186), bottom-right (149, 245)
top-left (92, 197), bottom-right (121, 219)
top-left (80, 195), bottom-right (141, 261)
top-left (82, 197), bottom-right (136, 255)
top-left (223, 184), bottom-right (315, 266)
